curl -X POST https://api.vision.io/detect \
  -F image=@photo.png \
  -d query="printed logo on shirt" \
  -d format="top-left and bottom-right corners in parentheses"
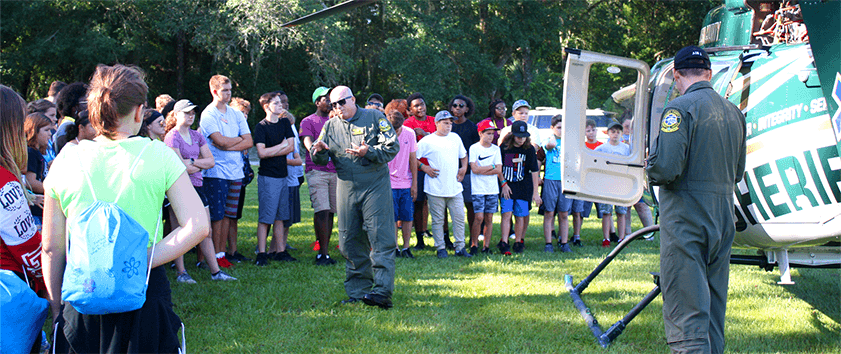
top-left (478, 155), bottom-right (492, 161)
top-left (1, 182), bottom-right (37, 245)
top-left (661, 109), bottom-right (682, 133)
top-left (378, 118), bottom-right (391, 132)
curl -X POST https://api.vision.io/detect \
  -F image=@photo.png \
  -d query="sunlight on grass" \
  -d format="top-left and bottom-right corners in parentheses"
top-left (164, 181), bottom-right (840, 353)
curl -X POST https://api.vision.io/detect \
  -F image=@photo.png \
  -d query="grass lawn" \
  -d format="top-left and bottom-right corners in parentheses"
top-left (168, 181), bottom-right (840, 353)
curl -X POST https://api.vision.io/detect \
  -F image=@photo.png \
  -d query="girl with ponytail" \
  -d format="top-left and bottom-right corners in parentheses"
top-left (41, 64), bottom-right (209, 353)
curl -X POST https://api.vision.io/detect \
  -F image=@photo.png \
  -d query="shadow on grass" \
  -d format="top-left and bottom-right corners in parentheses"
top-left (784, 267), bottom-right (841, 325)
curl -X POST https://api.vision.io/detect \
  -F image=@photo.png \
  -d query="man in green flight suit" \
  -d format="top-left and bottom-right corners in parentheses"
top-left (311, 85), bottom-right (399, 309)
top-left (646, 46), bottom-right (746, 354)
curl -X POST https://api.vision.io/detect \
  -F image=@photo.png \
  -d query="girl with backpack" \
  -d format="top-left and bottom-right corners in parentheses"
top-left (41, 64), bottom-right (209, 353)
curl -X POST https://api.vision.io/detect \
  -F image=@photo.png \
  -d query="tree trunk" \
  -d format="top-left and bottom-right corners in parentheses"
top-left (177, 29), bottom-right (185, 98)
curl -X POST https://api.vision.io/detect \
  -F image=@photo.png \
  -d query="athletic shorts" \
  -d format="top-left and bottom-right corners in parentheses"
top-left (392, 188), bottom-right (414, 222)
top-left (500, 198), bottom-right (530, 217)
top-left (204, 178), bottom-right (241, 222)
top-left (283, 185), bottom-right (301, 228)
top-left (597, 202), bottom-right (628, 216)
top-left (472, 194), bottom-right (498, 214)
top-left (193, 186), bottom-right (209, 207)
top-left (542, 179), bottom-right (573, 213)
top-left (571, 199), bottom-right (593, 218)
top-left (257, 175), bottom-right (289, 224)
top-left (305, 170), bottom-right (337, 213)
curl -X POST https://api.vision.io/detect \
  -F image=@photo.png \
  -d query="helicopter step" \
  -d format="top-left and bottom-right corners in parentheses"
top-left (731, 246), bottom-right (841, 284)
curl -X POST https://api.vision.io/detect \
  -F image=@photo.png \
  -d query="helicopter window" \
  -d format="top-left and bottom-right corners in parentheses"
top-left (587, 62), bottom-right (640, 152)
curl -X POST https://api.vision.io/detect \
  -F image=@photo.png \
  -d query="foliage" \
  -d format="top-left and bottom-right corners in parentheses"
top-left (2, 0), bottom-right (718, 124)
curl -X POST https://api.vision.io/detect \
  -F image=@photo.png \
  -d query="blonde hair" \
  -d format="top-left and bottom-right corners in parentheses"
top-left (164, 109), bottom-right (179, 135)
top-left (0, 85), bottom-right (29, 182)
top-left (230, 97), bottom-right (251, 117)
top-left (87, 64), bottom-right (149, 139)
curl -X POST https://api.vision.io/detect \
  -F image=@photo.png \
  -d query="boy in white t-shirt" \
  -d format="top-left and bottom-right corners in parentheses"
top-left (469, 120), bottom-right (502, 254)
top-left (594, 121), bottom-right (631, 247)
top-left (416, 111), bottom-right (471, 258)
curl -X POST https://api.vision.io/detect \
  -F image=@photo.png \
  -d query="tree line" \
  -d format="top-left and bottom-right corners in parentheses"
top-left (1, 0), bottom-right (718, 125)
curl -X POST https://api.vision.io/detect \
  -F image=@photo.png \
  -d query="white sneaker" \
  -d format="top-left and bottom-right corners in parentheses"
top-left (176, 272), bottom-right (197, 284)
top-left (211, 270), bottom-right (237, 281)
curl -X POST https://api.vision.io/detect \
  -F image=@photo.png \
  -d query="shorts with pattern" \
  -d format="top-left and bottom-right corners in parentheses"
top-left (597, 202), bottom-right (628, 216)
top-left (204, 178), bottom-right (241, 222)
top-left (472, 194), bottom-right (498, 214)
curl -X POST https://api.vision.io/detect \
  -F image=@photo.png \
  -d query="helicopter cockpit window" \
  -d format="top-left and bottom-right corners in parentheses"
top-left (585, 63), bottom-right (641, 154)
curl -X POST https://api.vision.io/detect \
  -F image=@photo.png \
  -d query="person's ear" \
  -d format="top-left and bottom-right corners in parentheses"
top-left (133, 105), bottom-right (143, 123)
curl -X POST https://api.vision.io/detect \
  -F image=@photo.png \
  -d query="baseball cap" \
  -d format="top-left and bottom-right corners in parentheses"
top-left (477, 120), bottom-right (500, 133)
top-left (367, 93), bottom-right (384, 103)
top-left (511, 120), bottom-right (530, 137)
top-left (607, 121), bottom-right (623, 131)
top-left (434, 110), bottom-right (454, 122)
top-left (312, 86), bottom-right (330, 103)
top-left (143, 110), bottom-right (162, 127)
top-left (512, 99), bottom-right (531, 111)
top-left (673, 45), bottom-right (711, 70)
top-left (173, 99), bottom-right (197, 113)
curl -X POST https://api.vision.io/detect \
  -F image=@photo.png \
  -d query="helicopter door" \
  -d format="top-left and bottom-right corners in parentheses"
top-left (561, 49), bottom-right (650, 206)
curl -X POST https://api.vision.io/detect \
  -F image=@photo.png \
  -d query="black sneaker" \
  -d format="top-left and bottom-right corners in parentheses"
top-left (276, 251), bottom-right (298, 262)
top-left (609, 232), bottom-right (619, 243)
top-left (395, 248), bottom-right (402, 258)
top-left (341, 297), bottom-right (361, 305)
top-left (572, 238), bottom-right (582, 247)
top-left (233, 252), bottom-right (251, 262)
top-left (254, 252), bottom-right (270, 266)
top-left (400, 248), bottom-right (415, 259)
top-left (437, 249), bottom-right (449, 258)
top-left (225, 252), bottom-right (241, 263)
top-left (513, 241), bottom-right (525, 253)
top-left (481, 247), bottom-right (492, 254)
top-left (454, 249), bottom-right (473, 258)
top-left (497, 241), bottom-right (511, 255)
top-left (469, 246), bottom-right (478, 256)
top-left (315, 254), bottom-right (337, 265)
top-left (362, 293), bottom-right (393, 309)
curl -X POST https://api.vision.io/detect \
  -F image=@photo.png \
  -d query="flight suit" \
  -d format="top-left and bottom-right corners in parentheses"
top-left (646, 81), bottom-right (746, 354)
top-left (312, 107), bottom-right (399, 299)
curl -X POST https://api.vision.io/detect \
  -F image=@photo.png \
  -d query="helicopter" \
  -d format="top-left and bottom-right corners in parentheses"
top-left (559, 0), bottom-right (840, 347)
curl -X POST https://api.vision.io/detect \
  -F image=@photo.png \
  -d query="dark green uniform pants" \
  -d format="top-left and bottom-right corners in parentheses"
top-left (659, 189), bottom-right (734, 354)
top-left (337, 171), bottom-right (397, 299)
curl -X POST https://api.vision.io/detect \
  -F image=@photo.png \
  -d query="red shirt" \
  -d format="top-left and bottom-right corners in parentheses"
top-left (585, 141), bottom-right (603, 150)
top-left (404, 115), bottom-right (436, 142)
top-left (0, 166), bottom-right (45, 294)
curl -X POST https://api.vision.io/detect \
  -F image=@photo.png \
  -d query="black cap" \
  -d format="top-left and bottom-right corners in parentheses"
top-left (144, 110), bottom-right (163, 127)
top-left (607, 121), bottom-right (623, 131)
top-left (367, 93), bottom-right (384, 103)
top-left (512, 120), bottom-right (530, 137)
top-left (674, 45), bottom-right (711, 70)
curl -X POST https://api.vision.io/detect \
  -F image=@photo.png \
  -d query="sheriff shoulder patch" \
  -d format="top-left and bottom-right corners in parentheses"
top-left (378, 118), bottom-right (391, 132)
top-left (661, 109), bottom-right (681, 133)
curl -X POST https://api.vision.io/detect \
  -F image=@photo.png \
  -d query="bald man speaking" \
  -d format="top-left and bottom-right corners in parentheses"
top-left (311, 86), bottom-right (399, 308)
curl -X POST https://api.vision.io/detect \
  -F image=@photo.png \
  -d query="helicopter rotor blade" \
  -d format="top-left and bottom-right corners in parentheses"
top-left (282, 0), bottom-right (378, 28)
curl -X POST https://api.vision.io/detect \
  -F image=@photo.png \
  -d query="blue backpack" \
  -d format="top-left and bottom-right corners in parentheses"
top-left (61, 141), bottom-right (159, 315)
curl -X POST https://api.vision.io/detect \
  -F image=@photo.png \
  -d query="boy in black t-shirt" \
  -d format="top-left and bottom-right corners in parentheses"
top-left (497, 121), bottom-right (541, 254)
top-left (253, 92), bottom-right (296, 265)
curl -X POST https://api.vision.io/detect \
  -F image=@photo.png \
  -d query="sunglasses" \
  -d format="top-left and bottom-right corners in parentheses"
top-left (367, 101), bottom-right (383, 107)
top-left (332, 96), bottom-right (353, 109)
top-left (451, 103), bottom-right (465, 108)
